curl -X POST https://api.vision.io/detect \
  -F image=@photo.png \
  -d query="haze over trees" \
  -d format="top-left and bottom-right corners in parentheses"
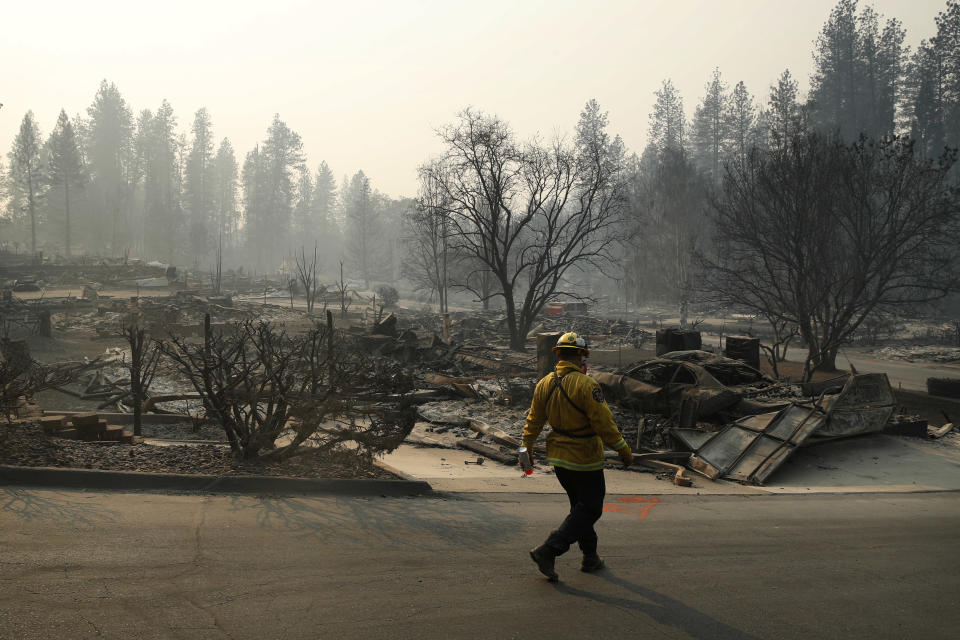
top-left (614, 0), bottom-right (960, 369)
top-left (3, 0), bottom-right (960, 366)
top-left (6, 111), bottom-right (43, 254)
top-left (1, 85), bottom-right (404, 279)
top-left (45, 110), bottom-right (86, 257)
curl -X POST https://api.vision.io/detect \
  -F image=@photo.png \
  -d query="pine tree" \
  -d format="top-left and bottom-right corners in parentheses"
top-left (131, 109), bottom-right (155, 254)
top-left (0, 160), bottom-right (8, 225)
top-left (85, 80), bottom-right (133, 254)
top-left (648, 79), bottom-right (687, 155)
top-left (809, 0), bottom-right (905, 140)
top-left (907, 40), bottom-right (946, 156)
top-left (142, 100), bottom-right (180, 260)
top-left (575, 99), bottom-right (626, 185)
top-left (726, 81), bottom-right (757, 168)
top-left (343, 170), bottom-right (380, 289)
top-left (691, 68), bottom-right (729, 183)
top-left (906, 1), bottom-right (960, 156)
top-left (7, 112), bottom-right (44, 254)
top-left (258, 114), bottom-right (305, 266)
top-left (307, 161), bottom-right (339, 271)
top-left (810, 0), bottom-right (860, 137)
top-left (312, 162), bottom-right (337, 224)
top-left (935, 0), bottom-right (960, 149)
top-left (45, 110), bottom-right (86, 256)
top-left (212, 138), bottom-right (239, 250)
top-left (768, 70), bottom-right (804, 146)
top-left (862, 7), bottom-right (906, 138)
top-left (184, 108), bottom-right (216, 259)
top-left (242, 145), bottom-right (269, 269)
top-left (293, 164), bottom-right (313, 241)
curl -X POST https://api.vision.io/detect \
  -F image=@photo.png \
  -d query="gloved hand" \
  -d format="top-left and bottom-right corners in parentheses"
top-left (618, 448), bottom-right (634, 467)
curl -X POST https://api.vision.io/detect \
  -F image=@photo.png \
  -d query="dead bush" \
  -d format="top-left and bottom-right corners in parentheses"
top-left (161, 314), bottom-right (414, 461)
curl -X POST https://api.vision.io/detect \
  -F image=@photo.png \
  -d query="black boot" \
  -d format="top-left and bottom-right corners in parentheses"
top-left (580, 553), bottom-right (605, 572)
top-left (529, 544), bottom-right (559, 581)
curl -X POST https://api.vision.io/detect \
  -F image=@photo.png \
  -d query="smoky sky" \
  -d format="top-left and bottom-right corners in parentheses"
top-left (0, 0), bottom-right (946, 197)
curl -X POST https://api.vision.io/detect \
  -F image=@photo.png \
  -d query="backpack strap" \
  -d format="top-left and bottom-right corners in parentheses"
top-left (545, 372), bottom-right (595, 439)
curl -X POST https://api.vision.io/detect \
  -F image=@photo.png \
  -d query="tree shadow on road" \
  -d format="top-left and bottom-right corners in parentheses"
top-left (227, 493), bottom-right (516, 548)
top-left (551, 570), bottom-right (759, 640)
top-left (0, 488), bottom-right (120, 527)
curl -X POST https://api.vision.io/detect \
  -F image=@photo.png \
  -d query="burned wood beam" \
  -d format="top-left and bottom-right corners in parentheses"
top-left (456, 439), bottom-right (517, 465)
top-left (454, 352), bottom-right (530, 374)
top-left (468, 419), bottom-right (521, 448)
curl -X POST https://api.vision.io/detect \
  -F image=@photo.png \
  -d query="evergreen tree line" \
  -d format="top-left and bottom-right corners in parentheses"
top-left (398, 0), bottom-right (960, 362)
top-left (623, 0), bottom-right (960, 311)
top-left (2, 80), bottom-right (403, 283)
top-left (6, 0), bottom-right (960, 303)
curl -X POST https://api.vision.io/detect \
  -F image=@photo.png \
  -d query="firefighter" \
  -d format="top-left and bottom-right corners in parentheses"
top-left (523, 331), bottom-right (633, 581)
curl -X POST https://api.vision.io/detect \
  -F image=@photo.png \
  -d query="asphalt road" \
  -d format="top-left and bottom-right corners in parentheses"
top-left (694, 333), bottom-right (958, 392)
top-left (783, 346), bottom-right (960, 393)
top-left (2, 488), bottom-right (959, 640)
top-left (841, 352), bottom-right (960, 392)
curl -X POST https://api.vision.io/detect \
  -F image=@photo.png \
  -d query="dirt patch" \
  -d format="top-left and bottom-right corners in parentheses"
top-left (0, 422), bottom-right (396, 480)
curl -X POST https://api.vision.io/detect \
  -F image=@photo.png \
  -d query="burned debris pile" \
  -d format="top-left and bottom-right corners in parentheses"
top-left (2, 252), bottom-right (956, 486)
top-left (384, 309), bottom-right (948, 486)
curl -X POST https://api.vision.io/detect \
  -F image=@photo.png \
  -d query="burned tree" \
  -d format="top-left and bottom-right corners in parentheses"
top-left (402, 163), bottom-right (451, 313)
top-left (701, 133), bottom-right (960, 376)
top-left (336, 260), bottom-right (352, 317)
top-left (120, 323), bottom-right (160, 436)
top-left (294, 244), bottom-right (321, 314)
top-left (424, 103), bottom-right (627, 350)
top-left (161, 316), bottom-right (413, 460)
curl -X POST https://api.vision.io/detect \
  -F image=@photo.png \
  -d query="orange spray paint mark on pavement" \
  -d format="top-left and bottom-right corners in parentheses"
top-left (603, 496), bottom-right (660, 520)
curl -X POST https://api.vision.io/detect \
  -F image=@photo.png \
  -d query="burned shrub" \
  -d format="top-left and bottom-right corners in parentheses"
top-left (161, 314), bottom-right (414, 461)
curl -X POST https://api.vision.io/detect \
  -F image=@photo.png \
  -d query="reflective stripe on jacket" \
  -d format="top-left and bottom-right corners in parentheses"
top-left (522, 360), bottom-right (630, 472)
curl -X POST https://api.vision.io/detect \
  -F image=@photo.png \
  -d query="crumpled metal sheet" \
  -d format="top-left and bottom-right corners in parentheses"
top-left (815, 373), bottom-right (894, 439)
top-left (590, 371), bottom-right (665, 413)
top-left (591, 357), bottom-right (745, 422)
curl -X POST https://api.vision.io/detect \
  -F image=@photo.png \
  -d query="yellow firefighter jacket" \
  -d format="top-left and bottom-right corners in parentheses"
top-left (522, 360), bottom-right (630, 472)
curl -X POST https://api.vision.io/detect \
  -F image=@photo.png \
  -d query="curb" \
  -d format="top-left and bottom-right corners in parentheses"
top-left (0, 464), bottom-right (433, 497)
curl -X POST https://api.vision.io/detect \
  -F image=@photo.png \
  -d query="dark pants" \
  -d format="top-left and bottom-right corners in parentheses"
top-left (545, 467), bottom-right (606, 556)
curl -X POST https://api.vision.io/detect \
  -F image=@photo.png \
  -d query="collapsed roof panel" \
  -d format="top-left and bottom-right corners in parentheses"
top-left (686, 373), bottom-right (896, 485)
top-left (690, 401), bottom-right (832, 485)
